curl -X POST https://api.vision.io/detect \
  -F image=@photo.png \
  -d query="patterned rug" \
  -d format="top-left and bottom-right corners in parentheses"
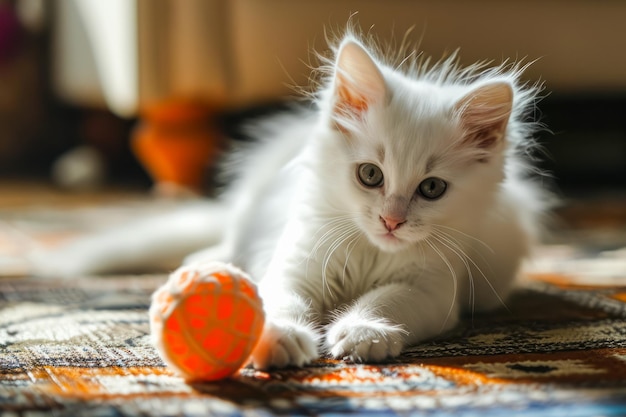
top-left (1, 194), bottom-right (626, 416)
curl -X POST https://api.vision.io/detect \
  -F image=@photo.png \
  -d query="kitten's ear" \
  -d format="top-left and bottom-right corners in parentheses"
top-left (454, 81), bottom-right (513, 152)
top-left (332, 40), bottom-right (386, 128)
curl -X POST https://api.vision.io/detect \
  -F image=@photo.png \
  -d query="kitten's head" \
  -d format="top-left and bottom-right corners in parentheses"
top-left (318, 37), bottom-right (534, 252)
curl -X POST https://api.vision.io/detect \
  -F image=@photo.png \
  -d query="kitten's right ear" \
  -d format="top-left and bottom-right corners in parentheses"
top-left (331, 40), bottom-right (386, 130)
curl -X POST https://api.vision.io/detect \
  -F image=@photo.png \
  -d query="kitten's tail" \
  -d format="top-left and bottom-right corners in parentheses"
top-left (29, 201), bottom-right (227, 277)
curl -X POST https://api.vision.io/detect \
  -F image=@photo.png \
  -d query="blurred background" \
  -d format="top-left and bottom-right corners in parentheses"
top-left (1, 0), bottom-right (625, 198)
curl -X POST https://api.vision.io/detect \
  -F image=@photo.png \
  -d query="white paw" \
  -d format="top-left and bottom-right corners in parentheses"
top-left (327, 318), bottom-right (407, 363)
top-left (250, 319), bottom-right (319, 370)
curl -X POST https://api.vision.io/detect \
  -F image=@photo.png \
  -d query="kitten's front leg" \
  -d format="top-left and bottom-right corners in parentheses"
top-left (327, 281), bottom-right (458, 362)
top-left (246, 205), bottom-right (329, 369)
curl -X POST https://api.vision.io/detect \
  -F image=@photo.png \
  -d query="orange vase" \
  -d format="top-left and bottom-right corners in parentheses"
top-left (132, 100), bottom-right (221, 193)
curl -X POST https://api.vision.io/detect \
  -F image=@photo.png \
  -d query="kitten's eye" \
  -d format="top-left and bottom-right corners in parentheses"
top-left (418, 177), bottom-right (447, 200)
top-left (357, 163), bottom-right (384, 188)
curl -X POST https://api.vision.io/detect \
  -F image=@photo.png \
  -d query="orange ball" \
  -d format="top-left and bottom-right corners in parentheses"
top-left (149, 262), bottom-right (265, 381)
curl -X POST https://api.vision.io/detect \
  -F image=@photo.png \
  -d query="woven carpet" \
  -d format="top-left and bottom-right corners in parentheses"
top-left (1, 189), bottom-right (626, 416)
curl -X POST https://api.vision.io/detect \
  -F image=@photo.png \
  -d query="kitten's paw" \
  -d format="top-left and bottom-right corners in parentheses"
top-left (327, 318), bottom-right (407, 363)
top-left (250, 319), bottom-right (319, 370)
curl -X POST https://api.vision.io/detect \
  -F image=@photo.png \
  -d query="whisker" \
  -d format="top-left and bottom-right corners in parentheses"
top-left (432, 226), bottom-right (497, 285)
top-left (342, 232), bottom-right (363, 285)
top-left (432, 224), bottom-right (494, 254)
top-left (307, 216), bottom-right (354, 275)
top-left (424, 237), bottom-right (457, 333)
top-left (430, 231), bottom-right (475, 317)
top-left (430, 229), bottom-right (509, 314)
top-left (322, 224), bottom-right (360, 286)
top-left (306, 213), bottom-right (363, 303)
top-left (310, 216), bottom-right (355, 258)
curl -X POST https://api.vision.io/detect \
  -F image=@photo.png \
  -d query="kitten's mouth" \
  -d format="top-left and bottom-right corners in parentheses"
top-left (361, 219), bottom-right (410, 251)
top-left (382, 231), bottom-right (399, 240)
top-left (378, 231), bottom-right (404, 246)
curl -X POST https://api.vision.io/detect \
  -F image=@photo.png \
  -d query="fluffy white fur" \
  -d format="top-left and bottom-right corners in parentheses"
top-left (33, 32), bottom-right (548, 370)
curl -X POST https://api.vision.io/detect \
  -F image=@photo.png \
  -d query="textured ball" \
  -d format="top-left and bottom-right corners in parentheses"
top-left (150, 262), bottom-right (265, 381)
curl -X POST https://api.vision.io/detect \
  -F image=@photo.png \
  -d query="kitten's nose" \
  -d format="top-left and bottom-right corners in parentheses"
top-left (380, 215), bottom-right (406, 232)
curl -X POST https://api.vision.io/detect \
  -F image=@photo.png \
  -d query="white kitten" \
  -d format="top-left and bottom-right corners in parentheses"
top-left (33, 32), bottom-right (548, 369)
top-left (238, 36), bottom-right (547, 369)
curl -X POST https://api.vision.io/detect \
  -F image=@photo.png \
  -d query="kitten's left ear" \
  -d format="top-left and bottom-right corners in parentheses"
top-left (454, 81), bottom-right (513, 152)
top-left (332, 40), bottom-right (386, 128)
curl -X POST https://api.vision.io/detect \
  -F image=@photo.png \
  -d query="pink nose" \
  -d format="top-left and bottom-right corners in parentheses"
top-left (380, 216), bottom-right (406, 232)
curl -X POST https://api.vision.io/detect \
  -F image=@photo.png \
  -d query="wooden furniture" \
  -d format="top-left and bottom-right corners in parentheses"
top-left (52, 0), bottom-right (626, 191)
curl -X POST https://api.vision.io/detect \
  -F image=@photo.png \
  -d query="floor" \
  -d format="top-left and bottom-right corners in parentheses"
top-left (1, 181), bottom-right (626, 416)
